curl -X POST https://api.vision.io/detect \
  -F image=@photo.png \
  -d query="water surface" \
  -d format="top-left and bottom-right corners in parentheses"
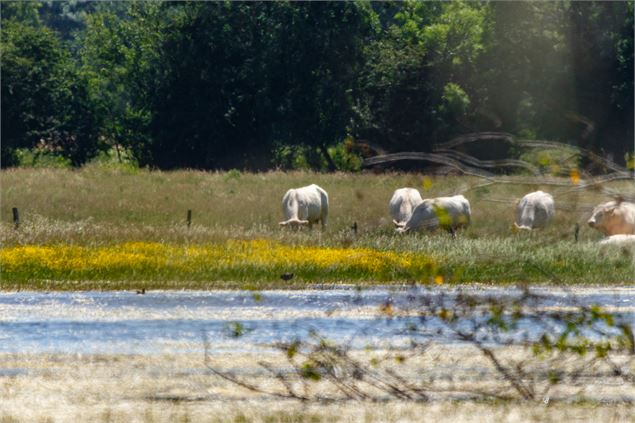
top-left (1, 286), bottom-right (633, 355)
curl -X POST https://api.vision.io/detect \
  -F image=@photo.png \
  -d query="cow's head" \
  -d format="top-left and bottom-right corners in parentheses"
top-left (588, 205), bottom-right (611, 228)
top-left (587, 202), bottom-right (620, 235)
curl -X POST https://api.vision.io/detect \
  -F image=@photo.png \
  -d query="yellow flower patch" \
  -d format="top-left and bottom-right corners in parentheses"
top-left (0, 240), bottom-right (437, 282)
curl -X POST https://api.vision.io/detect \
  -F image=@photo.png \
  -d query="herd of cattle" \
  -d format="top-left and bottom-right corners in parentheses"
top-left (279, 184), bottom-right (635, 246)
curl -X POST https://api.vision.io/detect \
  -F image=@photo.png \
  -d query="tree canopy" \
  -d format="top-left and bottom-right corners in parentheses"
top-left (1, 1), bottom-right (632, 170)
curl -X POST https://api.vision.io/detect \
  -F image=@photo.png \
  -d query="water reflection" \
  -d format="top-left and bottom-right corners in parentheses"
top-left (0, 287), bottom-right (633, 354)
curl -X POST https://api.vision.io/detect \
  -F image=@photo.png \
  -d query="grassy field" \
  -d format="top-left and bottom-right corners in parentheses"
top-left (1, 166), bottom-right (634, 289)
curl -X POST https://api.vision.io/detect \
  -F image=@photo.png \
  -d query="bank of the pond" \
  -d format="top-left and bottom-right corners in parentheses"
top-left (2, 352), bottom-right (633, 423)
top-left (1, 238), bottom-right (633, 289)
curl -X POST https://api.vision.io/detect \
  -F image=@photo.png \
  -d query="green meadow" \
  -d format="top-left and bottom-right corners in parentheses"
top-left (1, 167), bottom-right (633, 289)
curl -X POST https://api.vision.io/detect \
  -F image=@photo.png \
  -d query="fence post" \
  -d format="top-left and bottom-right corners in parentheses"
top-left (12, 207), bottom-right (19, 229)
top-left (574, 223), bottom-right (580, 243)
top-left (187, 209), bottom-right (192, 228)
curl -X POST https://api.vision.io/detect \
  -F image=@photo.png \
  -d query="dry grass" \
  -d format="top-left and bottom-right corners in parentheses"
top-left (3, 167), bottom-right (630, 243)
top-left (0, 349), bottom-right (633, 423)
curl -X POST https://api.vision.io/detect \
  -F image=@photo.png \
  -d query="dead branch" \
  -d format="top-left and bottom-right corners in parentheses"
top-left (203, 283), bottom-right (635, 404)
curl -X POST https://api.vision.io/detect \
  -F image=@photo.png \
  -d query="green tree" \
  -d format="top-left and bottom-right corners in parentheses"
top-left (355, 1), bottom-right (632, 165)
top-left (1, 16), bottom-right (101, 166)
top-left (78, 2), bottom-right (163, 163)
top-left (130, 1), bottom-right (278, 169)
top-left (469, 1), bottom-right (632, 164)
top-left (3, 0), bottom-right (631, 169)
top-left (354, 1), bottom-right (489, 152)
top-left (128, 1), bottom-right (374, 170)
top-left (475, 2), bottom-right (573, 139)
top-left (567, 1), bottom-right (633, 160)
top-left (269, 1), bottom-right (376, 170)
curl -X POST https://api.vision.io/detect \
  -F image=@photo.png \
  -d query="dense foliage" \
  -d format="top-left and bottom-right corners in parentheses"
top-left (1, 2), bottom-right (101, 166)
top-left (1, 1), bottom-right (633, 169)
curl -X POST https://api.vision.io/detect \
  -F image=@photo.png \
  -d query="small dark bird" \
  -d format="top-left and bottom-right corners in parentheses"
top-left (136, 288), bottom-right (146, 295)
top-left (351, 221), bottom-right (358, 235)
top-left (280, 273), bottom-right (294, 281)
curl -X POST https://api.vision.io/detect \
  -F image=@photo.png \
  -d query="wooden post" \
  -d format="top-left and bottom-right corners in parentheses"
top-left (574, 223), bottom-right (580, 243)
top-left (187, 209), bottom-right (192, 228)
top-left (12, 207), bottom-right (19, 229)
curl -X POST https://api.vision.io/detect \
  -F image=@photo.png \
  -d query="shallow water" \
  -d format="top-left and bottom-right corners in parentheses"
top-left (1, 286), bottom-right (633, 355)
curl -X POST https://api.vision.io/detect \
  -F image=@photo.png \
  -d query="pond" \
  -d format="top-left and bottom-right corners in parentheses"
top-left (1, 286), bottom-right (633, 355)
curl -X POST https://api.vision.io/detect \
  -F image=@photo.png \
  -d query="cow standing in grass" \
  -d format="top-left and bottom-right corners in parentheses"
top-left (588, 200), bottom-right (635, 235)
top-left (514, 191), bottom-right (555, 231)
top-left (395, 195), bottom-right (471, 236)
top-left (390, 188), bottom-right (423, 227)
top-left (279, 184), bottom-right (329, 230)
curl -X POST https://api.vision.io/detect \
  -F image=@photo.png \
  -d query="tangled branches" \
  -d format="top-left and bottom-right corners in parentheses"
top-left (204, 285), bottom-right (635, 403)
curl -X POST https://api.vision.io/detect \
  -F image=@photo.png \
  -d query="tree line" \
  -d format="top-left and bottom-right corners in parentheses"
top-left (2, 1), bottom-right (633, 170)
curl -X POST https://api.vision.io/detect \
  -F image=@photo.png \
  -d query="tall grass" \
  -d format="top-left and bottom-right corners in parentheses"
top-left (1, 167), bottom-right (633, 288)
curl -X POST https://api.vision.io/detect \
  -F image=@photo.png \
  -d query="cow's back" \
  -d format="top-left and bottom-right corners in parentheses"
top-left (609, 202), bottom-right (635, 234)
top-left (280, 184), bottom-right (327, 227)
top-left (390, 188), bottom-right (423, 224)
top-left (399, 195), bottom-right (470, 232)
top-left (433, 195), bottom-right (471, 227)
top-left (516, 191), bottom-right (554, 230)
top-left (281, 189), bottom-right (299, 221)
top-left (305, 184), bottom-right (329, 222)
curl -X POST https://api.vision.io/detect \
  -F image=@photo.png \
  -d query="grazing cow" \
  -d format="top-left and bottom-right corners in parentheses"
top-left (598, 234), bottom-right (635, 247)
top-left (587, 201), bottom-right (635, 236)
top-left (396, 195), bottom-right (471, 234)
top-left (279, 184), bottom-right (329, 229)
top-left (390, 188), bottom-right (423, 227)
top-left (514, 191), bottom-right (555, 230)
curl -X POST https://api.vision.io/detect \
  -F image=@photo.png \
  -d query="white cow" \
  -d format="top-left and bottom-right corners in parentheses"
top-left (279, 184), bottom-right (329, 229)
top-left (396, 195), bottom-right (471, 234)
top-left (587, 200), bottom-right (635, 236)
top-left (598, 234), bottom-right (635, 247)
top-left (514, 191), bottom-right (555, 230)
top-left (390, 188), bottom-right (423, 227)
